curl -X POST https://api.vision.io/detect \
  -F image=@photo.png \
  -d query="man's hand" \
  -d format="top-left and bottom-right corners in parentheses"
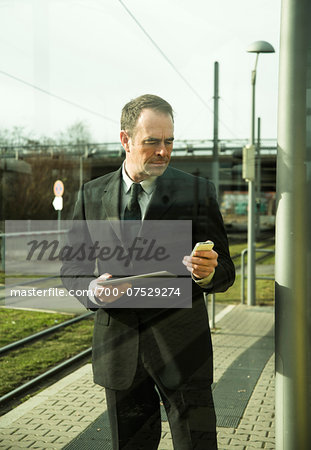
top-left (92, 273), bottom-right (131, 304)
top-left (182, 249), bottom-right (218, 279)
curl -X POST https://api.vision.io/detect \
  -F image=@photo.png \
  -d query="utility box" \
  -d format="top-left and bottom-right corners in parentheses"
top-left (242, 144), bottom-right (255, 181)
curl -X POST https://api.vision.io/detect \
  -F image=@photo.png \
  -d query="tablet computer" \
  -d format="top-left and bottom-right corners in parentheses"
top-left (97, 271), bottom-right (176, 286)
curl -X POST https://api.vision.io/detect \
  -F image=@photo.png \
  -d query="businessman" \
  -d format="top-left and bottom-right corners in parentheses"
top-left (61, 94), bottom-right (235, 449)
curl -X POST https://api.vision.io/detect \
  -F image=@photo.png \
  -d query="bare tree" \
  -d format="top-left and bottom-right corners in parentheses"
top-left (57, 120), bottom-right (92, 147)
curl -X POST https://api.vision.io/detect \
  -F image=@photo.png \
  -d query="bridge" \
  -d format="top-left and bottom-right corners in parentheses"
top-left (0, 139), bottom-right (277, 224)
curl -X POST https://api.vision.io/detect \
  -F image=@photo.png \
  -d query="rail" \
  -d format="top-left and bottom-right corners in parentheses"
top-left (0, 347), bottom-right (92, 405)
top-left (0, 311), bottom-right (94, 356)
top-left (0, 311), bottom-right (94, 405)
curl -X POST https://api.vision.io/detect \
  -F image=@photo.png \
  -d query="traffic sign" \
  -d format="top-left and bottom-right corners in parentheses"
top-left (52, 196), bottom-right (63, 211)
top-left (53, 180), bottom-right (64, 197)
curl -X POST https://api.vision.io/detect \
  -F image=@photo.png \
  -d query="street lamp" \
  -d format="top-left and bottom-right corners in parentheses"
top-left (244, 40), bottom-right (275, 306)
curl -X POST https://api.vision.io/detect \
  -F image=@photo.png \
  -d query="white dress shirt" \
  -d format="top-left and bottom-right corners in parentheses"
top-left (121, 163), bottom-right (157, 219)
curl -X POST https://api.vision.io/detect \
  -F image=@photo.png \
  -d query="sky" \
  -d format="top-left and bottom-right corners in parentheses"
top-left (0, 0), bottom-right (281, 143)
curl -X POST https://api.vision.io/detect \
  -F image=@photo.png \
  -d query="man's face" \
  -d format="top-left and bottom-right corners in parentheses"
top-left (120, 108), bottom-right (174, 182)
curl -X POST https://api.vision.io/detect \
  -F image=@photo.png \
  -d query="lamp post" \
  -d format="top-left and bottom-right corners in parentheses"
top-left (245, 41), bottom-right (275, 306)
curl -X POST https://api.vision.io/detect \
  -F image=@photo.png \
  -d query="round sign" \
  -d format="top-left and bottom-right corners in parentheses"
top-left (53, 180), bottom-right (64, 197)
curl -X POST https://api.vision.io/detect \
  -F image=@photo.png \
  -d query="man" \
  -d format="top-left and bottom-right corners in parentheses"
top-left (61, 94), bottom-right (235, 449)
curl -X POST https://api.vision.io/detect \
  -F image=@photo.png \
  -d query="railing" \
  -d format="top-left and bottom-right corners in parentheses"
top-left (240, 248), bottom-right (275, 304)
top-left (0, 138), bottom-right (278, 158)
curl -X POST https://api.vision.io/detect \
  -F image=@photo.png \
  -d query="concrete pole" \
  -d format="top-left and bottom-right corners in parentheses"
top-left (275, 0), bottom-right (311, 448)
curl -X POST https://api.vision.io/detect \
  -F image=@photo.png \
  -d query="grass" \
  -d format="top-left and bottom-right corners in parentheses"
top-left (215, 274), bottom-right (274, 306)
top-left (0, 315), bottom-right (93, 397)
top-left (0, 308), bottom-right (75, 347)
top-left (225, 240), bottom-right (275, 306)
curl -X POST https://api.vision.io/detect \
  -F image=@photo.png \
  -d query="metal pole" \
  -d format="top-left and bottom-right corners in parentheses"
top-left (79, 155), bottom-right (83, 186)
top-left (256, 117), bottom-right (261, 238)
top-left (212, 61), bottom-right (220, 196)
top-left (210, 293), bottom-right (216, 329)
top-left (241, 248), bottom-right (247, 304)
top-left (251, 57), bottom-right (258, 144)
top-left (247, 181), bottom-right (256, 306)
top-left (1, 235), bottom-right (5, 272)
top-left (57, 210), bottom-right (61, 244)
top-left (247, 56), bottom-right (258, 306)
top-left (275, 0), bottom-right (311, 448)
top-left (210, 61), bottom-right (220, 325)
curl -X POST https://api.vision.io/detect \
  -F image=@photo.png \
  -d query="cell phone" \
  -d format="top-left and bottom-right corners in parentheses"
top-left (192, 240), bottom-right (214, 253)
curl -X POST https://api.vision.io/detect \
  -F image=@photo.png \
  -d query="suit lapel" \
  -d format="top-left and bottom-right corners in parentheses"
top-left (144, 167), bottom-right (177, 220)
top-left (101, 167), bottom-right (123, 241)
top-left (99, 166), bottom-right (178, 240)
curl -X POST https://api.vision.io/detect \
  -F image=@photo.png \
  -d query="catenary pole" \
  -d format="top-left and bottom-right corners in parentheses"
top-left (205, 62), bottom-right (220, 327)
top-left (275, 0), bottom-right (311, 448)
top-left (210, 61), bottom-right (220, 328)
top-left (212, 61), bottom-right (220, 196)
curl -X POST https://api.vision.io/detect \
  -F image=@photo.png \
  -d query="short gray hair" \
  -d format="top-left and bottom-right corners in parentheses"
top-left (121, 94), bottom-right (174, 137)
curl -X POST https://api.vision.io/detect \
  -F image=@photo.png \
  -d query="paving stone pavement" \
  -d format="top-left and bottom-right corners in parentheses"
top-left (0, 304), bottom-right (275, 449)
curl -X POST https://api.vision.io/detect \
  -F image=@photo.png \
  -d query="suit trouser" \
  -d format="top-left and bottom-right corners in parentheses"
top-left (105, 333), bottom-right (217, 450)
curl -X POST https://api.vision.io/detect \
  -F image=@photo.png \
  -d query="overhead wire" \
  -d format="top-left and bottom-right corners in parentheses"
top-left (0, 69), bottom-right (119, 124)
top-left (1, 1), bottom-right (238, 136)
top-left (118, 0), bottom-right (238, 138)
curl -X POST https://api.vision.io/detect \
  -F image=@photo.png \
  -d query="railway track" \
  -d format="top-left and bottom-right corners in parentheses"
top-left (0, 311), bottom-right (94, 356)
top-left (0, 310), bottom-right (94, 413)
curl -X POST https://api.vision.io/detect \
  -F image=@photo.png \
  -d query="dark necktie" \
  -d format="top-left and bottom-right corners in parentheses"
top-left (124, 183), bottom-right (143, 221)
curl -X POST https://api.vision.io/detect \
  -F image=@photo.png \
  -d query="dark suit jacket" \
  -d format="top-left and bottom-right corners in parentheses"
top-left (61, 166), bottom-right (235, 390)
